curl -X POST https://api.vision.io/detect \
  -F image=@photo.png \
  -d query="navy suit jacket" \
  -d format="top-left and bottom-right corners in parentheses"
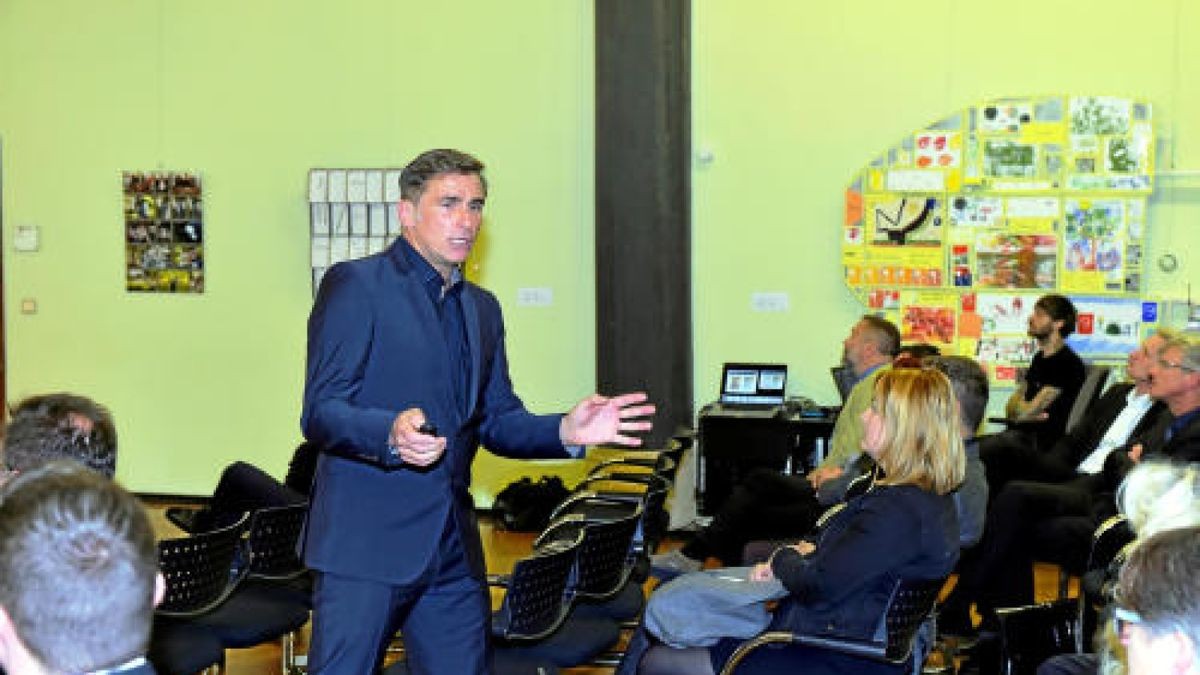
top-left (301, 239), bottom-right (568, 584)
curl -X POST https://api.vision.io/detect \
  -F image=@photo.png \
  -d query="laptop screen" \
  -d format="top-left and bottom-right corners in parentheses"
top-left (719, 363), bottom-right (788, 407)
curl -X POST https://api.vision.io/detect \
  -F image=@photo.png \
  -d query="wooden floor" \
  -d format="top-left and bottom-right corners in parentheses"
top-left (147, 501), bottom-right (1070, 675)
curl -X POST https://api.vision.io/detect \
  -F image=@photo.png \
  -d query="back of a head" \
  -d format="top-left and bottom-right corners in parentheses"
top-left (859, 315), bottom-right (901, 358)
top-left (3, 393), bottom-right (117, 478)
top-left (0, 462), bottom-right (156, 672)
top-left (1035, 293), bottom-right (1078, 337)
top-left (873, 367), bottom-right (965, 495)
top-left (924, 355), bottom-right (989, 437)
top-left (1118, 461), bottom-right (1200, 538)
top-left (1116, 524), bottom-right (1200, 652)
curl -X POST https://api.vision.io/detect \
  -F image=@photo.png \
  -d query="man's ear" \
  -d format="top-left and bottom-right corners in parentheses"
top-left (397, 199), bottom-right (415, 230)
top-left (153, 572), bottom-right (166, 608)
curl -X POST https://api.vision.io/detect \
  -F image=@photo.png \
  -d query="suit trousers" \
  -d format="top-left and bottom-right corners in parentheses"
top-left (308, 517), bottom-right (491, 674)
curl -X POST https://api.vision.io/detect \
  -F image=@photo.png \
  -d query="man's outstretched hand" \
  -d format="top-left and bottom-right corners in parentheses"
top-left (560, 392), bottom-right (655, 447)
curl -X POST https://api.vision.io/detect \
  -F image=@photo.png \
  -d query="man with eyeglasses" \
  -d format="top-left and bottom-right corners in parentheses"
top-left (1113, 524), bottom-right (1200, 675)
top-left (1104, 329), bottom-right (1200, 483)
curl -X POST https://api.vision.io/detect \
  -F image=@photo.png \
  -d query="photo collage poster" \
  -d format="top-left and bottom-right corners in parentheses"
top-left (841, 95), bottom-right (1158, 381)
top-left (123, 172), bottom-right (203, 293)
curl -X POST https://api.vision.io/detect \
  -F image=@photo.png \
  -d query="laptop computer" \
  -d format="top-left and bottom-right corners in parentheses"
top-left (717, 363), bottom-right (788, 413)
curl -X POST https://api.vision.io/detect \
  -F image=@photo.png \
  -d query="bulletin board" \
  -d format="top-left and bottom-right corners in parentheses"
top-left (307, 168), bottom-right (404, 295)
top-left (842, 95), bottom-right (1159, 383)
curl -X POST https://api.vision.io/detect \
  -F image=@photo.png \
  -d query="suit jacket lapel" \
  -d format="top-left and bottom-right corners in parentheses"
top-left (460, 288), bottom-right (482, 417)
top-left (388, 244), bottom-right (455, 412)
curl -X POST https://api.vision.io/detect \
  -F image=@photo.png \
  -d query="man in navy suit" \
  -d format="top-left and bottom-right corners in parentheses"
top-left (302, 148), bottom-right (655, 674)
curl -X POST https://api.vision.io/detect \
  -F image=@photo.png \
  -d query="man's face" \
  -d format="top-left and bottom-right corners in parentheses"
top-left (1147, 344), bottom-right (1199, 403)
top-left (399, 172), bottom-right (485, 279)
top-left (842, 321), bottom-right (876, 373)
top-left (1127, 334), bottom-right (1165, 383)
top-left (1027, 307), bottom-right (1060, 340)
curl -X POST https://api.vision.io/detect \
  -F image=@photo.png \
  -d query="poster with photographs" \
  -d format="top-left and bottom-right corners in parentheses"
top-left (123, 172), bottom-right (203, 293)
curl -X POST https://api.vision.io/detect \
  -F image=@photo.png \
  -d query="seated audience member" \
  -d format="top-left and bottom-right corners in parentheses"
top-left (1105, 329), bottom-right (1200, 481)
top-left (943, 330), bottom-right (1200, 636)
top-left (0, 462), bottom-right (161, 675)
top-left (998, 293), bottom-right (1086, 441)
top-left (2, 393), bottom-right (117, 478)
top-left (625, 367), bottom-right (965, 675)
top-left (983, 331), bottom-right (1170, 493)
top-left (1037, 462), bottom-right (1200, 675)
top-left (1111, 525), bottom-right (1200, 675)
top-left (651, 316), bottom-right (900, 575)
top-left (167, 457), bottom-right (307, 534)
top-left (976, 295), bottom-right (1086, 488)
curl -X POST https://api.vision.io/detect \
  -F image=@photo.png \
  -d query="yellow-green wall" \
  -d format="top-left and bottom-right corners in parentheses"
top-left (0, 1), bottom-right (595, 497)
top-left (692, 0), bottom-right (1200, 412)
top-left (3, 1), bottom-right (1198, 497)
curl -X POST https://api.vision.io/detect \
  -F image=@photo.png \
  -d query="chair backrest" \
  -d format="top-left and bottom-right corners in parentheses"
top-left (157, 513), bottom-right (249, 617)
top-left (880, 576), bottom-right (946, 662)
top-left (491, 532), bottom-right (582, 641)
top-left (245, 503), bottom-right (309, 579)
top-left (1087, 514), bottom-right (1133, 572)
top-left (1064, 364), bottom-right (1111, 435)
top-left (571, 510), bottom-right (640, 600)
top-left (536, 510), bottom-right (641, 600)
top-left (996, 599), bottom-right (1081, 675)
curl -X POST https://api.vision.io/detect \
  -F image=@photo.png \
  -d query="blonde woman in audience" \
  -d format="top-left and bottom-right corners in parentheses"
top-left (622, 367), bottom-right (965, 675)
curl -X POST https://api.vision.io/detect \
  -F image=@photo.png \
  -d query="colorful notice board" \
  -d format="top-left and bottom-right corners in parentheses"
top-left (842, 95), bottom-right (1157, 380)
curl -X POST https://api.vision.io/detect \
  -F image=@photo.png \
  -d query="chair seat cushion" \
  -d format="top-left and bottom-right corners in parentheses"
top-left (191, 584), bottom-right (310, 648)
top-left (496, 616), bottom-right (620, 667)
top-left (148, 619), bottom-right (226, 675)
top-left (571, 580), bottom-right (644, 621)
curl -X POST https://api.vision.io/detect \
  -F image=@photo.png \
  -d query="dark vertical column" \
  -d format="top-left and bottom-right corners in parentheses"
top-left (595, 0), bottom-right (692, 447)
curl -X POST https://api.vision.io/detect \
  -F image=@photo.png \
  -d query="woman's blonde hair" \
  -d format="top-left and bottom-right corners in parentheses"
top-left (872, 367), bottom-right (966, 495)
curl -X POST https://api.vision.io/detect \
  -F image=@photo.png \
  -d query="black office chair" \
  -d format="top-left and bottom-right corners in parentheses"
top-left (188, 505), bottom-right (312, 669)
top-left (994, 600), bottom-right (1082, 675)
top-left (718, 576), bottom-right (946, 675)
top-left (992, 514), bottom-right (1134, 674)
top-left (149, 514), bottom-right (249, 675)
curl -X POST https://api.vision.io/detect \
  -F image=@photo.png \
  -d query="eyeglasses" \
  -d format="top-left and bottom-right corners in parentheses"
top-left (1112, 605), bottom-right (1145, 644)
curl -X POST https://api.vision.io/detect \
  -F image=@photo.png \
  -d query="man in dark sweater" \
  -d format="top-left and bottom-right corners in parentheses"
top-left (978, 294), bottom-right (1087, 494)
